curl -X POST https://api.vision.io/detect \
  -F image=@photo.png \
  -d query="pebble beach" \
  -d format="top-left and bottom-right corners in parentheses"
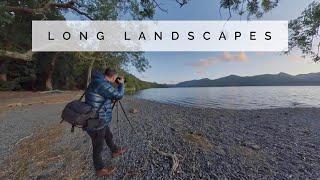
top-left (1, 94), bottom-right (320, 179)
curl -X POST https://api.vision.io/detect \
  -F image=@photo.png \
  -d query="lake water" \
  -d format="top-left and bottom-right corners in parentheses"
top-left (135, 86), bottom-right (320, 109)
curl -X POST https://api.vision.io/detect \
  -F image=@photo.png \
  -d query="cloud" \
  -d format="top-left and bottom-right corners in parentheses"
top-left (187, 57), bottom-right (218, 68)
top-left (222, 52), bottom-right (233, 61)
top-left (238, 52), bottom-right (249, 61)
top-left (222, 52), bottom-right (248, 62)
top-left (187, 52), bottom-right (249, 69)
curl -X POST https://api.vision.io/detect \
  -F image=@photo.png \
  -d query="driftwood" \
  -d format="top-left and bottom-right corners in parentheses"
top-left (39, 90), bottom-right (64, 94)
top-left (15, 133), bottom-right (34, 146)
top-left (149, 144), bottom-right (183, 175)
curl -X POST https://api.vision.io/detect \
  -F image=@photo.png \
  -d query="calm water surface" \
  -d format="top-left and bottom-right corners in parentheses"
top-left (135, 86), bottom-right (320, 109)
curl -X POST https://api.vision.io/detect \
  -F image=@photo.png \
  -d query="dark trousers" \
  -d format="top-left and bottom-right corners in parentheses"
top-left (87, 125), bottom-right (118, 170)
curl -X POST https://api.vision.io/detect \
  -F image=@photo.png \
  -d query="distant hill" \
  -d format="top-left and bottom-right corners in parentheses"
top-left (175, 72), bottom-right (320, 87)
top-left (124, 72), bottom-right (166, 92)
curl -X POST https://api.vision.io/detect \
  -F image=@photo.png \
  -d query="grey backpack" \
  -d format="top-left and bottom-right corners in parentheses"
top-left (60, 90), bottom-right (105, 132)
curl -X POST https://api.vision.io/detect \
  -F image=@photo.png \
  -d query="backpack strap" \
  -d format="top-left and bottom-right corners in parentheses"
top-left (71, 125), bottom-right (75, 132)
top-left (79, 90), bottom-right (86, 101)
top-left (79, 82), bottom-right (92, 101)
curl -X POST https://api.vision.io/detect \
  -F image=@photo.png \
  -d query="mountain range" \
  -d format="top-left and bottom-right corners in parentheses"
top-left (175, 72), bottom-right (320, 87)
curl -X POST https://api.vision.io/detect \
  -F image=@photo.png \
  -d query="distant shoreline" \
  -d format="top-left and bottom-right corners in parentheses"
top-left (165, 85), bottom-right (320, 88)
top-left (173, 72), bottom-right (320, 87)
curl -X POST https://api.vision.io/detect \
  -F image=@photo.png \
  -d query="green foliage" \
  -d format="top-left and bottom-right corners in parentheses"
top-left (121, 72), bottom-right (164, 93)
top-left (131, 0), bottom-right (155, 20)
top-left (289, 2), bottom-right (320, 62)
top-left (3, 0), bottom-right (320, 92)
top-left (0, 0), bottom-right (64, 53)
top-left (0, 0), bottom-right (156, 91)
top-left (4, 60), bottom-right (36, 90)
top-left (261, 0), bottom-right (279, 13)
top-left (219, 0), bottom-right (279, 19)
top-left (0, 6), bottom-right (14, 26)
top-left (0, 81), bottom-right (18, 91)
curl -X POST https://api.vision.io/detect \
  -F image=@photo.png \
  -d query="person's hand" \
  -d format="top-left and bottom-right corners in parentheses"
top-left (117, 76), bottom-right (125, 84)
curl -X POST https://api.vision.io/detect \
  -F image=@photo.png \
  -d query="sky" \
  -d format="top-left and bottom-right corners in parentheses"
top-left (128, 0), bottom-right (320, 84)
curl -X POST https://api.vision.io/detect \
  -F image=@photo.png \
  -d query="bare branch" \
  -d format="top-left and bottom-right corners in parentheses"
top-left (4, 0), bottom-right (93, 20)
top-left (0, 50), bottom-right (33, 61)
top-left (69, 6), bottom-right (93, 20)
top-left (149, 144), bottom-right (183, 175)
top-left (152, 0), bottom-right (168, 13)
top-left (175, 0), bottom-right (188, 8)
top-left (4, 6), bottom-right (34, 14)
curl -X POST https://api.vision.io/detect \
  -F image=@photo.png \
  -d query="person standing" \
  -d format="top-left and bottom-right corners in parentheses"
top-left (85, 68), bottom-right (127, 177)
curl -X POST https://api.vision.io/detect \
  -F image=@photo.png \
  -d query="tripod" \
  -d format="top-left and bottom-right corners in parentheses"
top-left (112, 100), bottom-right (136, 133)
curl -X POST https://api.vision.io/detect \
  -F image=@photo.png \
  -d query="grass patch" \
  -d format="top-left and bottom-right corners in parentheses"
top-left (182, 132), bottom-right (214, 151)
top-left (229, 144), bottom-right (272, 175)
top-left (2, 124), bottom-right (64, 179)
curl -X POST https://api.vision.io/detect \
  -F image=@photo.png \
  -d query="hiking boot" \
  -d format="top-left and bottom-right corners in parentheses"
top-left (112, 147), bottom-right (128, 158)
top-left (96, 166), bottom-right (117, 177)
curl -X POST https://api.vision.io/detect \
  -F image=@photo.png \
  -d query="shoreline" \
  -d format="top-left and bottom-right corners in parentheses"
top-left (1, 90), bottom-right (319, 111)
top-left (1, 95), bottom-right (320, 179)
top-left (134, 96), bottom-right (320, 111)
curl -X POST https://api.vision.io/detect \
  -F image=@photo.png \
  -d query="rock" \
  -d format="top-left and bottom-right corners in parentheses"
top-left (249, 144), bottom-right (260, 150)
top-left (7, 103), bottom-right (23, 107)
top-left (242, 141), bottom-right (260, 150)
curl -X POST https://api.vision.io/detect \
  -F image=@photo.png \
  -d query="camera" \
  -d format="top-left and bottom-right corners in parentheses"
top-left (115, 77), bottom-right (126, 84)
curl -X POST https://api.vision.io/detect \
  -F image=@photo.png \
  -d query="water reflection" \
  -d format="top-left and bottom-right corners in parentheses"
top-left (135, 86), bottom-right (320, 109)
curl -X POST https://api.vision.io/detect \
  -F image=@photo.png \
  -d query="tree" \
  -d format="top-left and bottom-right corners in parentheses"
top-left (0, 60), bottom-right (7, 81)
top-left (0, 0), bottom-right (157, 89)
top-left (75, 52), bottom-right (150, 87)
top-left (7, 0), bottom-right (320, 90)
top-left (0, 0), bottom-right (64, 89)
top-left (0, 0), bottom-right (283, 61)
top-left (289, 2), bottom-right (320, 62)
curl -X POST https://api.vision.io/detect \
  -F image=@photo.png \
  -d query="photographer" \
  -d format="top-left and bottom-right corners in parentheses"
top-left (84, 68), bottom-right (127, 177)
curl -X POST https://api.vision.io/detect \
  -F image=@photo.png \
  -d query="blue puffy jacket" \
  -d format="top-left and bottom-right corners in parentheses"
top-left (85, 71), bottom-right (124, 130)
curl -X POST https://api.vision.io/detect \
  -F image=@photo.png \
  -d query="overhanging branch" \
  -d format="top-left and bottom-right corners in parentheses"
top-left (4, 0), bottom-right (93, 20)
top-left (0, 50), bottom-right (33, 61)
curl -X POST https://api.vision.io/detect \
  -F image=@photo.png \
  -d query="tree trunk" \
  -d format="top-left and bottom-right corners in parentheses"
top-left (0, 73), bottom-right (7, 82)
top-left (86, 59), bottom-right (96, 88)
top-left (0, 60), bottom-right (7, 82)
top-left (45, 53), bottom-right (59, 90)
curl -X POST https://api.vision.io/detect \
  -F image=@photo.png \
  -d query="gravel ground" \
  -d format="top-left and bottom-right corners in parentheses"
top-left (1, 96), bottom-right (320, 179)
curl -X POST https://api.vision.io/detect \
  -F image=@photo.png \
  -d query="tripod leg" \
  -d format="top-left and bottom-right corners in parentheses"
top-left (118, 101), bottom-right (136, 133)
top-left (116, 102), bottom-right (119, 123)
top-left (112, 101), bottom-right (117, 110)
top-left (116, 101), bottom-right (121, 145)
